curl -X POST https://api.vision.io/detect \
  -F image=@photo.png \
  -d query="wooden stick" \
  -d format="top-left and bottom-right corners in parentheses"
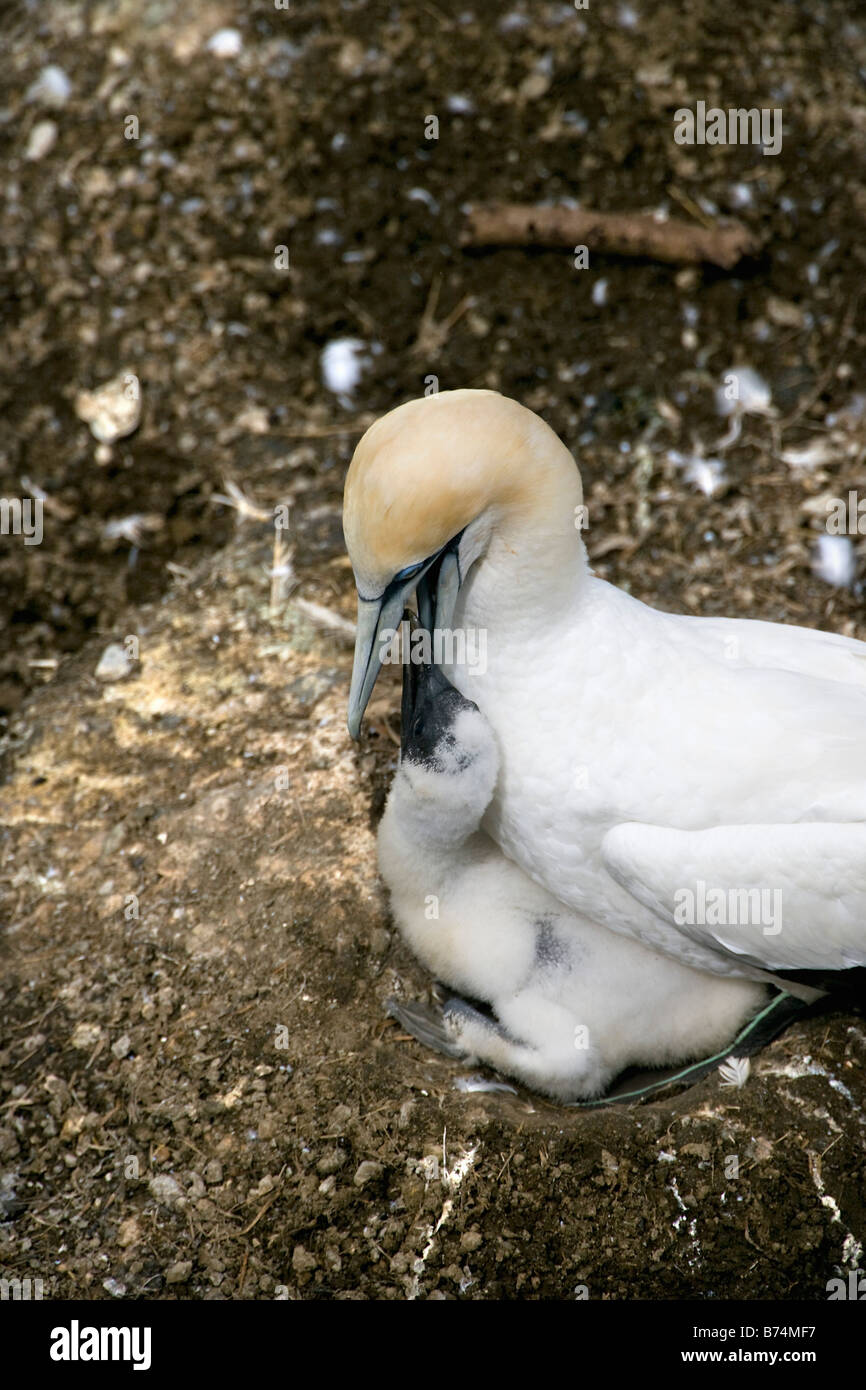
top-left (461, 202), bottom-right (760, 269)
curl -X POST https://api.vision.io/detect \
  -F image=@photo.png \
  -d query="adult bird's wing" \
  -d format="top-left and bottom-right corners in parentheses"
top-left (674, 612), bottom-right (866, 690)
top-left (601, 821), bottom-right (866, 977)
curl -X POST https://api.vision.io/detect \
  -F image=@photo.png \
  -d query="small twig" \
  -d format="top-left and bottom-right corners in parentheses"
top-left (461, 202), bottom-right (760, 269)
top-left (381, 712), bottom-right (401, 747)
top-left (270, 533), bottom-right (296, 614)
top-left (0, 1093), bottom-right (35, 1110)
top-left (20, 476), bottom-right (76, 521)
top-left (291, 596), bottom-right (356, 638)
top-left (412, 276), bottom-right (474, 356)
top-left (210, 479), bottom-right (272, 523)
top-left (666, 184), bottom-right (716, 232)
top-left (238, 1189), bottom-right (282, 1235)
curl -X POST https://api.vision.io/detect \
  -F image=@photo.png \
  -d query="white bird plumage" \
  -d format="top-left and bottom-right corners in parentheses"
top-left (378, 661), bottom-right (766, 1101)
top-left (344, 388), bottom-right (866, 1002)
top-left (718, 1056), bottom-right (751, 1089)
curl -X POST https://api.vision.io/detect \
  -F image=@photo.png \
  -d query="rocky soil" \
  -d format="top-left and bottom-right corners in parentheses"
top-left (1, 0), bottom-right (866, 1300)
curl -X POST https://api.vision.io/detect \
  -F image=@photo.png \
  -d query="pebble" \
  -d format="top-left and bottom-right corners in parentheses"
top-left (353, 1160), bottom-right (383, 1187)
top-left (207, 28), bottom-right (243, 59)
top-left (95, 643), bottom-right (133, 682)
top-left (70, 1022), bottom-right (104, 1050)
top-left (25, 120), bottom-right (58, 161)
top-left (292, 1245), bottom-right (318, 1273)
top-left (316, 1149), bottom-right (347, 1176)
top-left (148, 1174), bottom-right (185, 1207)
top-left (26, 66), bottom-right (72, 108)
top-left (248, 1174), bottom-right (278, 1199)
top-left (165, 1260), bottom-right (192, 1285)
top-left (75, 372), bottom-right (142, 443)
top-left (117, 1217), bottom-right (142, 1248)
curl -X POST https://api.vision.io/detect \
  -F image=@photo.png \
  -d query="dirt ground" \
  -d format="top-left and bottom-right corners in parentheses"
top-left (2, 0), bottom-right (866, 1300)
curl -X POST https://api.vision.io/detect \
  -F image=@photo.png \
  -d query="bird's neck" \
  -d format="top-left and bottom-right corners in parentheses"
top-left (457, 475), bottom-right (589, 642)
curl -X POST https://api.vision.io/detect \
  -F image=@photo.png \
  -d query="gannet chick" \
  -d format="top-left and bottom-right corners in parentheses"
top-left (378, 655), bottom-right (768, 1102)
top-left (345, 390), bottom-right (866, 996)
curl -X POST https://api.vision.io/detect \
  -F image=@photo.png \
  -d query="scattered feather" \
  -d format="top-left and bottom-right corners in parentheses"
top-left (781, 438), bottom-right (836, 471)
top-left (718, 1055), bottom-right (751, 1089)
top-left (207, 28), bottom-right (243, 58)
top-left (728, 181), bottom-right (753, 209)
top-left (684, 454), bottom-right (728, 497)
top-left (453, 1074), bottom-right (517, 1095)
top-left (407, 187), bottom-right (440, 214)
top-left (813, 535), bottom-right (856, 588)
top-left (103, 514), bottom-right (164, 545)
top-left (26, 65), bottom-right (71, 108)
top-left (321, 338), bottom-right (369, 406)
top-left (715, 368), bottom-right (774, 449)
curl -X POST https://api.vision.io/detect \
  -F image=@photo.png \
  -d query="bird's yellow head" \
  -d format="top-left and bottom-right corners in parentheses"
top-left (342, 388), bottom-right (583, 737)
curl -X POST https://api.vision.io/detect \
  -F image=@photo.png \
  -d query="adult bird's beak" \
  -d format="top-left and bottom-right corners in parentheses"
top-left (347, 531), bottom-right (465, 739)
top-left (347, 584), bottom-right (414, 739)
top-left (432, 549), bottom-right (460, 632)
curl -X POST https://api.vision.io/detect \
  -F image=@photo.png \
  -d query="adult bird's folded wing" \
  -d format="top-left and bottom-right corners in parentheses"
top-left (601, 821), bottom-right (866, 977)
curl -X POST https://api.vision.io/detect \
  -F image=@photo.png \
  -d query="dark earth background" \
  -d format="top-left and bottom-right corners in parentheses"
top-left (1, 0), bottom-right (866, 1300)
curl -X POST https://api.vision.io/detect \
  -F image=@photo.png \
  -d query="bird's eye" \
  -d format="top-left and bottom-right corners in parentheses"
top-left (395, 560), bottom-right (425, 582)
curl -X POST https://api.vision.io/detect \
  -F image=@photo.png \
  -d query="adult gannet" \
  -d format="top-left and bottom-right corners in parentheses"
top-left (344, 389), bottom-right (866, 994)
top-left (378, 651), bottom-right (769, 1101)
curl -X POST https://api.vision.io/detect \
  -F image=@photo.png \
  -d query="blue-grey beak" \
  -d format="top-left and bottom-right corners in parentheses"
top-left (347, 587), bottom-right (409, 740)
top-left (432, 550), bottom-right (460, 632)
top-left (347, 533), bottom-right (465, 739)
